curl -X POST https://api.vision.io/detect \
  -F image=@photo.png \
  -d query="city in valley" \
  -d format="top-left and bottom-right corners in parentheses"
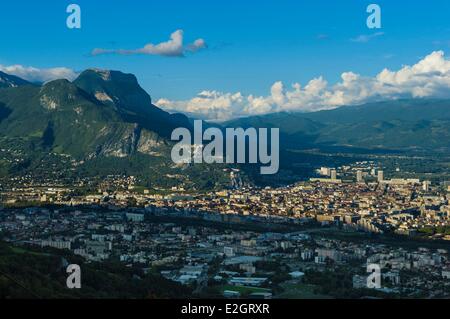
top-left (1, 161), bottom-right (449, 299)
top-left (1, 1), bottom-right (450, 303)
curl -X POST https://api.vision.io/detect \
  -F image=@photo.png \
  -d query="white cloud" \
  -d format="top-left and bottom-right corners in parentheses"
top-left (155, 51), bottom-right (450, 122)
top-left (0, 64), bottom-right (78, 83)
top-left (350, 32), bottom-right (384, 43)
top-left (92, 30), bottom-right (207, 57)
top-left (186, 39), bottom-right (207, 53)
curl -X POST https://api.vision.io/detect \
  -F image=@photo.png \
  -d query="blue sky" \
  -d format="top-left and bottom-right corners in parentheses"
top-left (1, 0), bottom-right (450, 120)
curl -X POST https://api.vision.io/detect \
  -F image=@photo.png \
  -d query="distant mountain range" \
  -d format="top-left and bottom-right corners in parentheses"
top-left (0, 71), bottom-right (32, 88)
top-left (1, 68), bottom-right (449, 189)
top-left (226, 99), bottom-right (450, 152)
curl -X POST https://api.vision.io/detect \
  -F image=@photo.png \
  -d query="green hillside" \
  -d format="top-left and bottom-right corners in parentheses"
top-left (0, 70), bottom-right (232, 190)
top-left (0, 242), bottom-right (191, 299)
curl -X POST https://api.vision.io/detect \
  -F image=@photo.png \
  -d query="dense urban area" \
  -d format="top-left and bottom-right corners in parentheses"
top-left (1, 160), bottom-right (449, 298)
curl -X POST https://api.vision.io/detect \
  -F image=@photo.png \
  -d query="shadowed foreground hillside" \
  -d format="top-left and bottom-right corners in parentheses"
top-left (0, 242), bottom-right (191, 299)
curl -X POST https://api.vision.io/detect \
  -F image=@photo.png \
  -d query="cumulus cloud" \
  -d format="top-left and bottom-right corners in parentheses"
top-left (0, 64), bottom-right (78, 83)
top-left (92, 30), bottom-right (207, 57)
top-left (155, 51), bottom-right (450, 122)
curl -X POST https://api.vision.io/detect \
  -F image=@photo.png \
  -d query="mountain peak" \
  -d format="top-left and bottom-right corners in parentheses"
top-left (73, 68), bottom-right (191, 137)
top-left (85, 68), bottom-right (113, 81)
top-left (78, 68), bottom-right (139, 85)
top-left (39, 79), bottom-right (90, 110)
top-left (74, 68), bottom-right (153, 112)
top-left (0, 71), bottom-right (31, 88)
top-left (40, 78), bottom-right (79, 94)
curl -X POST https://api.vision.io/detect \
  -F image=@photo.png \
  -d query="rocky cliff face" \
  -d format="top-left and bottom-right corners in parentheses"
top-left (0, 69), bottom-right (186, 160)
top-left (96, 124), bottom-right (165, 158)
top-left (73, 69), bottom-right (192, 138)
